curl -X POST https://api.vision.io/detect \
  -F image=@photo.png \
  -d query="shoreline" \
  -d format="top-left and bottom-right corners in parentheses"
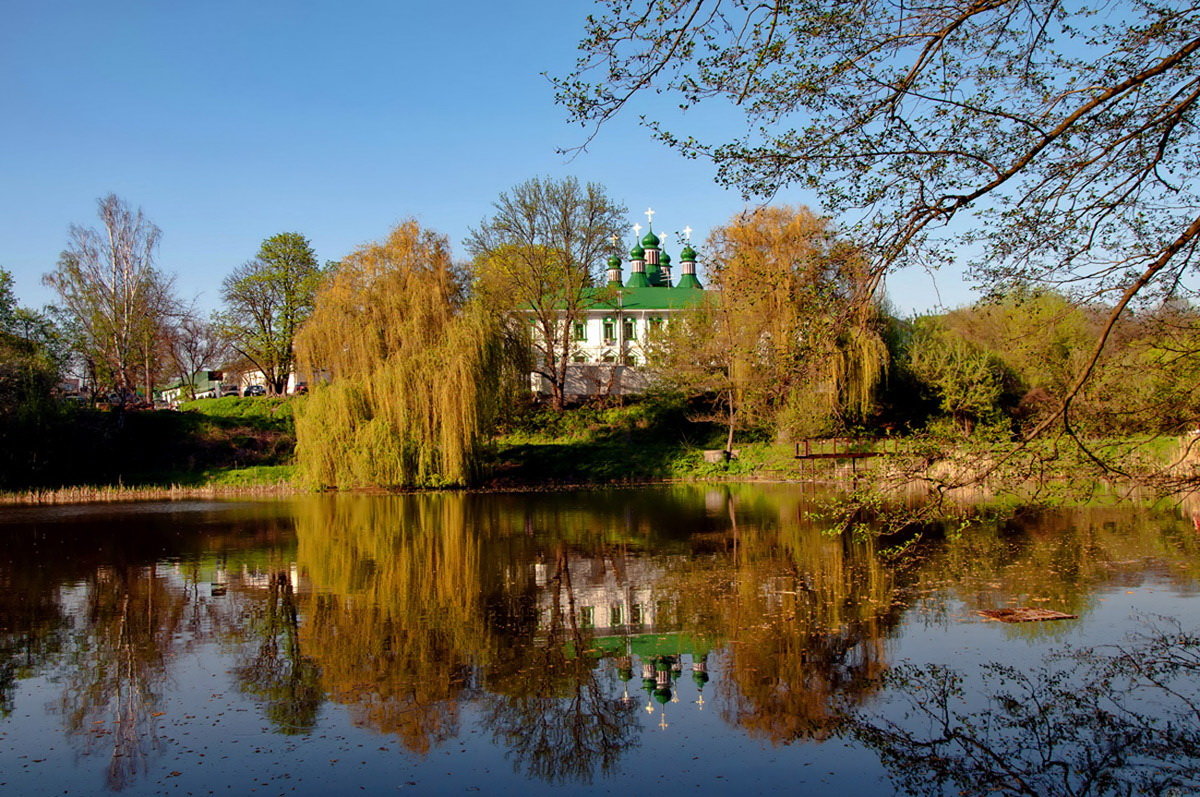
top-left (0, 472), bottom-right (849, 507)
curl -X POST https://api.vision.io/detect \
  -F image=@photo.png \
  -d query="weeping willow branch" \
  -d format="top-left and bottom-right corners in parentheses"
top-left (293, 220), bottom-right (522, 489)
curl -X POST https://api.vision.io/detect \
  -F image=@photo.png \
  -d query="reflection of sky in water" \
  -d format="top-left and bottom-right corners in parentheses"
top-left (0, 488), bottom-right (1196, 794)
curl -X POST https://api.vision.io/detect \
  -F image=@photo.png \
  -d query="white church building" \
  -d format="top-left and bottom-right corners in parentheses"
top-left (532, 211), bottom-right (707, 398)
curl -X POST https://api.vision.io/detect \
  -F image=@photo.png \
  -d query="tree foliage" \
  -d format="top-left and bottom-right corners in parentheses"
top-left (44, 194), bottom-right (176, 403)
top-left (466, 177), bottom-right (625, 410)
top-left (648, 206), bottom-right (888, 445)
top-left (220, 232), bottom-right (323, 396)
top-left (906, 317), bottom-right (1015, 434)
top-left (294, 220), bottom-right (520, 489)
top-left (0, 269), bottom-right (64, 487)
top-left (557, 0), bottom-right (1200, 443)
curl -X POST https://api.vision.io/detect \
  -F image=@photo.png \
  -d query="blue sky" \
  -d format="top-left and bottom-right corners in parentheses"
top-left (1, 1), bottom-right (976, 315)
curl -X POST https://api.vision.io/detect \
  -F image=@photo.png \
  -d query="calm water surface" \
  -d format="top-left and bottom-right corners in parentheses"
top-left (0, 484), bottom-right (1197, 795)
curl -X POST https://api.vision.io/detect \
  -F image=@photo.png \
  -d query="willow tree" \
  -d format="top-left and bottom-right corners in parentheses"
top-left (294, 221), bottom-right (519, 489)
top-left (649, 206), bottom-right (888, 447)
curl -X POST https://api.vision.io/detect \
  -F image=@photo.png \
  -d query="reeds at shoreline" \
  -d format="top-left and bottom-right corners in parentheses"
top-left (0, 482), bottom-right (299, 507)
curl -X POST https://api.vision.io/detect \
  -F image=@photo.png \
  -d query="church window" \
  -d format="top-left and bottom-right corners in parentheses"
top-left (623, 318), bottom-right (636, 341)
top-left (573, 321), bottom-right (587, 341)
top-left (602, 318), bottom-right (616, 343)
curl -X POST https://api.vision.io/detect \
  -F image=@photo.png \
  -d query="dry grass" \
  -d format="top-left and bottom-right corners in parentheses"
top-left (0, 482), bottom-right (300, 507)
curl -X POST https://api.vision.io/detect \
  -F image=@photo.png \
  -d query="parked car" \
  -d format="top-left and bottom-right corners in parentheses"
top-left (244, 385), bottom-right (267, 397)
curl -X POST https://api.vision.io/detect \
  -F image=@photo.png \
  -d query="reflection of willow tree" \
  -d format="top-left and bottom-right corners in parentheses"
top-left (665, 488), bottom-right (906, 743)
top-left (480, 543), bottom-right (639, 785)
top-left (294, 492), bottom-right (643, 780)
top-left (60, 565), bottom-right (187, 791)
top-left (913, 506), bottom-right (1200, 628)
top-left (232, 571), bottom-right (322, 734)
top-left (847, 622), bottom-right (1200, 796)
top-left (293, 495), bottom-right (484, 754)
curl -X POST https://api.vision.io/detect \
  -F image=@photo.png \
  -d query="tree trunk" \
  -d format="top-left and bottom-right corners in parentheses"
top-left (725, 395), bottom-right (736, 454)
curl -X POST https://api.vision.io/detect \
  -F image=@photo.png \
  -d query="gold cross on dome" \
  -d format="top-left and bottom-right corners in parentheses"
top-left (682, 225), bottom-right (693, 241)
top-left (609, 234), bottom-right (619, 246)
top-left (645, 207), bottom-right (656, 224)
top-left (632, 223), bottom-right (642, 237)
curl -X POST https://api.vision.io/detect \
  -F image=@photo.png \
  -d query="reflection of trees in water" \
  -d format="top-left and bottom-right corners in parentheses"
top-left (11, 489), bottom-right (1192, 791)
top-left (909, 506), bottom-right (1200, 630)
top-left (705, 519), bottom-right (903, 743)
top-left (293, 495), bottom-right (482, 754)
top-left (480, 546), bottom-right (639, 785)
top-left (59, 565), bottom-right (189, 791)
top-left (0, 559), bottom-right (66, 716)
top-left (294, 496), bottom-right (644, 781)
top-left (846, 620), bottom-right (1200, 795)
top-left (293, 490), bottom-right (912, 758)
top-left (0, 506), bottom-right (297, 791)
top-left (231, 570), bottom-right (322, 734)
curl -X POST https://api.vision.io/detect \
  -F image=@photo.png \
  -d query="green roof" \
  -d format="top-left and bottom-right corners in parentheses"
top-left (589, 285), bottom-right (706, 310)
top-left (523, 285), bottom-right (708, 312)
top-left (625, 271), bottom-right (650, 289)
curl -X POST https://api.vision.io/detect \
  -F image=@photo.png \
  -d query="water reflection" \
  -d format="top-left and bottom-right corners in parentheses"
top-left (845, 619), bottom-right (1200, 795)
top-left (231, 569), bottom-right (322, 734)
top-left (59, 564), bottom-right (184, 790)
top-left (0, 488), bottom-right (1197, 792)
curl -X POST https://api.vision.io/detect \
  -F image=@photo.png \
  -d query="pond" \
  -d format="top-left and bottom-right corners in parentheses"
top-left (0, 484), bottom-right (1197, 795)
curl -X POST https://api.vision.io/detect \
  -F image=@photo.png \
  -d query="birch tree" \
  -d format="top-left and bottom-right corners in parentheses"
top-left (44, 194), bottom-right (175, 404)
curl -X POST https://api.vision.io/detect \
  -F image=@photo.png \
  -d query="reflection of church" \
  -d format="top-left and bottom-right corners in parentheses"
top-left (621, 651), bottom-right (711, 730)
top-left (534, 557), bottom-right (662, 631)
top-left (534, 555), bottom-right (715, 730)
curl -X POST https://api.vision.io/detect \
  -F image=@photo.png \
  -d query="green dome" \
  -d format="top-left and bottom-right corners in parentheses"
top-left (618, 667), bottom-right (633, 682)
top-left (680, 245), bottom-right (697, 261)
top-left (641, 229), bottom-right (660, 248)
top-left (653, 687), bottom-right (672, 704)
top-left (630, 242), bottom-right (645, 259)
top-left (660, 251), bottom-right (672, 266)
top-left (692, 670), bottom-right (710, 687)
top-left (607, 254), bottom-right (622, 268)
